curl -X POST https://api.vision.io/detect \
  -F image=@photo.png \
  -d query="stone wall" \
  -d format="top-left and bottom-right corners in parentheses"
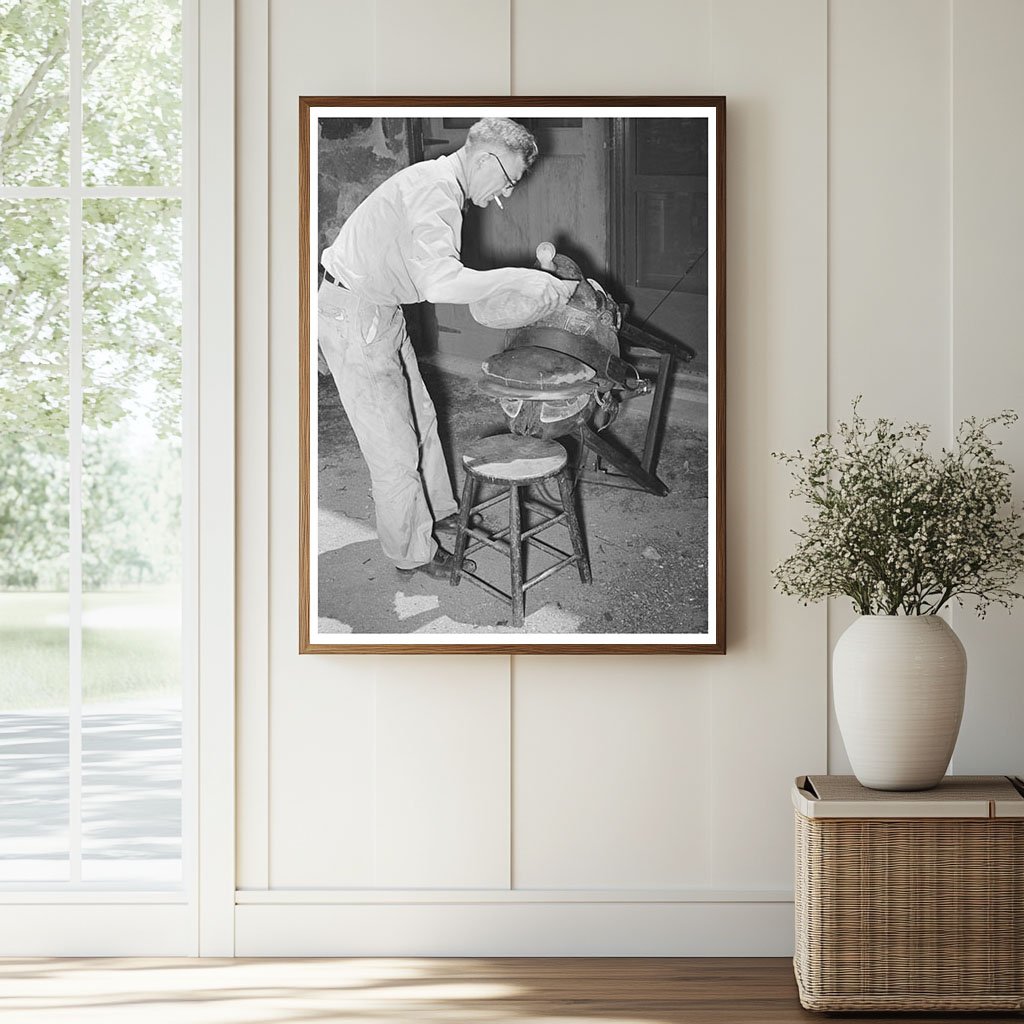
top-left (316, 117), bottom-right (412, 266)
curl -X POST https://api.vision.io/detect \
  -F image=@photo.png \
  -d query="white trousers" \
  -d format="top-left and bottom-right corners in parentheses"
top-left (317, 279), bottom-right (457, 568)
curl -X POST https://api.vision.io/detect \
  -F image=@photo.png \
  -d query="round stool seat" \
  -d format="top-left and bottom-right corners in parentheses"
top-left (462, 434), bottom-right (567, 484)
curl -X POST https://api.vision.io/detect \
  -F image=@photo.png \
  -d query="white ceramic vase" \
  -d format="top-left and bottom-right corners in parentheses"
top-left (833, 615), bottom-right (967, 791)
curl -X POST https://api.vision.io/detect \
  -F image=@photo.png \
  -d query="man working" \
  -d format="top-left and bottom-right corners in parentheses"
top-left (319, 117), bottom-right (574, 578)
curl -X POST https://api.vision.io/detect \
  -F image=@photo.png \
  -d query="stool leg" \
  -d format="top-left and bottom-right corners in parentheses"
top-left (450, 473), bottom-right (478, 587)
top-left (508, 484), bottom-right (525, 627)
top-left (557, 469), bottom-right (591, 584)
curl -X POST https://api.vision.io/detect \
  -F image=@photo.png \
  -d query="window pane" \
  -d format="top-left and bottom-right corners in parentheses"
top-left (81, 652), bottom-right (181, 883)
top-left (0, 0), bottom-right (70, 186)
top-left (0, 199), bottom-right (70, 880)
top-left (82, 0), bottom-right (181, 186)
top-left (81, 198), bottom-right (181, 883)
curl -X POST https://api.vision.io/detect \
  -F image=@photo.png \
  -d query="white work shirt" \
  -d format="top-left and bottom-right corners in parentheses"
top-left (321, 152), bottom-right (509, 308)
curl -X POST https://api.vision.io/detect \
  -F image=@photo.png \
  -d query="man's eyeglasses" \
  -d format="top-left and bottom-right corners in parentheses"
top-left (487, 151), bottom-right (520, 191)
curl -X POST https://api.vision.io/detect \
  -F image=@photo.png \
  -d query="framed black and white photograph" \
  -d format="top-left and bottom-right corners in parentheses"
top-left (299, 97), bottom-right (725, 653)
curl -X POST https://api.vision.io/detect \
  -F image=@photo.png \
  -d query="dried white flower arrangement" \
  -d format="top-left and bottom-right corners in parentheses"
top-left (773, 401), bottom-right (1024, 616)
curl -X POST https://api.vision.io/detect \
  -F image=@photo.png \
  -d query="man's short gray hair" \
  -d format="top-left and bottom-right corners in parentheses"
top-left (466, 117), bottom-right (539, 169)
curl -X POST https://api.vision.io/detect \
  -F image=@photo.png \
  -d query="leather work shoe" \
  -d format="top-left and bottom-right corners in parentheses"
top-left (397, 546), bottom-right (475, 580)
top-left (434, 512), bottom-right (481, 537)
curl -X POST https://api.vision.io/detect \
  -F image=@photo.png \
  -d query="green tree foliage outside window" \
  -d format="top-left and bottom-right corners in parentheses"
top-left (1, 0), bottom-right (183, 590)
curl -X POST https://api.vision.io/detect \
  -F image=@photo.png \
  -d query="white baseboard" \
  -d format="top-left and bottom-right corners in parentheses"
top-left (235, 897), bottom-right (795, 957)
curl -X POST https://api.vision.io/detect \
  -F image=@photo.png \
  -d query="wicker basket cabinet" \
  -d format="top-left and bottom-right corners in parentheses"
top-left (793, 775), bottom-right (1024, 1012)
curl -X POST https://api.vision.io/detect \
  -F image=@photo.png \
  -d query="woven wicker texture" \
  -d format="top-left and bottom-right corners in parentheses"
top-left (795, 799), bottom-right (1024, 1011)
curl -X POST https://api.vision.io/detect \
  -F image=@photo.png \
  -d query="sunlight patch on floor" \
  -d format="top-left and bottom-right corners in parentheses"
top-left (0, 958), bottom-right (570, 1024)
top-left (393, 591), bottom-right (441, 620)
top-left (316, 617), bottom-right (353, 634)
top-left (317, 507), bottom-right (376, 555)
top-left (414, 604), bottom-right (581, 633)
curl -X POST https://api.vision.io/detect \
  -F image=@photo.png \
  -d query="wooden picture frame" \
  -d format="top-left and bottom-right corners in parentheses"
top-left (300, 97), bottom-right (725, 653)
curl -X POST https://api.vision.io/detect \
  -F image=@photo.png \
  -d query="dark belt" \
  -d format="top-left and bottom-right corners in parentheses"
top-left (322, 269), bottom-right (347, 289)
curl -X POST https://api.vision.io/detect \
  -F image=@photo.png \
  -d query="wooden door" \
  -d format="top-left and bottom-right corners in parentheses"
top-left (416, 118), bottom-right (608, 360)
top-left (609, 118), bottom-right (709, 372)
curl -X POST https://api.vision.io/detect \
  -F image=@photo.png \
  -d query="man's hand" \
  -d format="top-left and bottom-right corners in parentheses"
top-left (467, 269), bottom-right (579, 329)
top-left (519, 270), bottom-right (577, 319)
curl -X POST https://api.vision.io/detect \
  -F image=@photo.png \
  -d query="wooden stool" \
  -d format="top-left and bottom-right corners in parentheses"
top-left (450, 434), bottom-right (592, 627)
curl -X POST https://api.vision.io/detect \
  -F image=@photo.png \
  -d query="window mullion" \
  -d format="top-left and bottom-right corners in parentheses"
top-left (68, 0), bottom-right (84, 886)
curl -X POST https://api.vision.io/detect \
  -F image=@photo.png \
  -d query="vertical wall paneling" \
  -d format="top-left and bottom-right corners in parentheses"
top-left (265, 0), bottom-right (378, 888)
top-left (375, 0), bottom-right (511, 95)
top-left (510, 0), bottom-right (718, 898)
top-left (270, 671), bottom-right (378, 886)
top-left (708, 0), bottom-right (828, 889)
top-left (375, 663), bottom-right (511, 888)
top-left (513, 659), bottom-right (713, 889)
top-left (512, 0), bottom-right (712, 96)
top-left (949, 0), bottom-right (1024, 777)
top-left (828, 0), bottom-right (950, 424)
top-left (264, 2), bottom-right (516, 892)
top-left (370, 0), bottom-right (515, 893)
top-left (236, 0), bottom-right (270, 892)
top-left (232, 0), bottom-right (1024, 954)
top-left (827, 0), bottom-right (952, 773)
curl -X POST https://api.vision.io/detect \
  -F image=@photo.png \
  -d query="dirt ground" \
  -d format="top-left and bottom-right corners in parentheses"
top-left (316, 354), bottom-right (709, 637)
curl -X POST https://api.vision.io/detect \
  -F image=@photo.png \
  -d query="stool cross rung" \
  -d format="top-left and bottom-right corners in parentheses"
top-left (451, 434), bottom-right (592, 627)
top-left (461, 527), bottom-right (512, 559)
top-left (523, 553), bottom-right (582, 593)
top-left (462, 526), bottom-right (573, 568)
top-left (486, 524), bottom-right (571, 563)
top-left (521, 513), bottom-right (568, 542)
top-left (522, 498), bottom-right (561, 517)
top-left (469, 490), bottom-right (511, 516)
top-left (488, 512), bottom-right (568, 546)
top-left (454, 567), bottom-right (512, 605)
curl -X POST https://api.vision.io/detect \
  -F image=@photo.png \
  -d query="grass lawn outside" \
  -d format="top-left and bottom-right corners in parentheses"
top-left (0, 589), bottom-right (181, 711)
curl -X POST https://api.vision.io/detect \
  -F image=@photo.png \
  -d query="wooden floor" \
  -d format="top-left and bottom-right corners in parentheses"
top-left (0, 957), bottom-right (1019, 1023)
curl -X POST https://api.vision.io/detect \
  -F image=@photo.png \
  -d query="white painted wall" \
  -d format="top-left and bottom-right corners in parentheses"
top-left (234, 0), bottom-right (1024, 955)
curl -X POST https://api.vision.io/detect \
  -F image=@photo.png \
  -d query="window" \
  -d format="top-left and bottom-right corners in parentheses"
top-left (0, 0), bottom-right (192, 890)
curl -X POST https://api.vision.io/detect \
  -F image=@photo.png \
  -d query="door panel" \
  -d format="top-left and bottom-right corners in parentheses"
top-left (611, 118), bottom-right (710, 372)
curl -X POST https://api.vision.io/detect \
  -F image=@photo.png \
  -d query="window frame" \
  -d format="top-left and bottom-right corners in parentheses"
top-left (0, 0), bottom-right (236, 956)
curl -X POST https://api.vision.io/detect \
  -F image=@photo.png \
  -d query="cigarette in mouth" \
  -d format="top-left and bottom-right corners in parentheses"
top-left (493, 195), bottom-right (504, 209)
